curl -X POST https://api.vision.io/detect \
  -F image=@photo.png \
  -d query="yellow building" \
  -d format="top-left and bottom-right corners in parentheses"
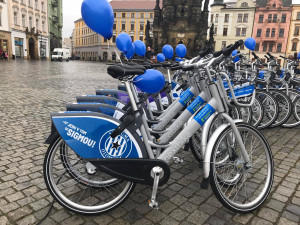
top-left (74, 0), bottom-right (155, 61)
top-left (286, 3), bottom-right (300, 58)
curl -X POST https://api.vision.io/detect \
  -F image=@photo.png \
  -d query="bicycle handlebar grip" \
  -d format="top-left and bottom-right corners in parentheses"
top-left (264, 55), bottom-right (270, 59)
top-left (176, 80), bottom-right (188, 91)
top-left (213, 50), bottom-right (223, 57)
top-left (280, 55), bottom-right (286, 59)
top-left (252, 52), bottom-right (259, 59)
top-left (267, 52), bottom-right (274, 59)
top-left (182, 65), bottom-right (195, 71)
top-left (199, 47), bottom-right (212, 58)
top-left (223, 40), bottom-right (244, 56)
top-left (171, 65), bottom-right (182, 71)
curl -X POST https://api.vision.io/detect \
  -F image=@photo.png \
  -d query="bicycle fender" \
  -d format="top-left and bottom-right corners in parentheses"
top-left (76, 95), bottom-right (126, 109)
top-left (50, 112), bottom-right (147, 159)
top-left (203, 119), bottom-right (243, 179)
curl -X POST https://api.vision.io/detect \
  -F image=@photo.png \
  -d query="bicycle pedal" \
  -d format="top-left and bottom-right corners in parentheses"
top-left (86, 162), bottom-right (97, 175)
top-left (173, 157), bottom-right (183, 164)
top-left (183, 143), bottom-right (189, 151)
top-left (201, 178), bottom-right (209, 189)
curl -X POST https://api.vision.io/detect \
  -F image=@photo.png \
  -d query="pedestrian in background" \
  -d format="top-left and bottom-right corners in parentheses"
top-left (0, 48), bottom-right (3, 60)
top-left (145, 46), bottom-right (153, 61)
top-left (4, 52), bottom-right (8, 60)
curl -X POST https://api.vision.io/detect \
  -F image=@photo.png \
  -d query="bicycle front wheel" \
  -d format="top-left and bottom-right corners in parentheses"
top-left (44, 137), bottom-right (135, 215)
top-left (209, 123), bottom-right (273, 213)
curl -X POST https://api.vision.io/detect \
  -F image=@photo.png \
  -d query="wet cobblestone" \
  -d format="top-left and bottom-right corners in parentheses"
top-left (1, 60), bottom-right (300, 224)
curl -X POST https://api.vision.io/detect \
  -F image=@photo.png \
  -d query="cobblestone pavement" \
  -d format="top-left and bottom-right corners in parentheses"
top-left (0, 60), bottom-right (300, 225)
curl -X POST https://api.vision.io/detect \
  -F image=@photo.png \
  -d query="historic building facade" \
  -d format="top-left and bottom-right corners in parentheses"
top-left (252, 0), bottom-right (292, 65)
top-left (153, 0), bottom-right (210, 57)
top-left (0, 0), bottom-right (12, 58)
top-left (74, 0), bottom-right (155, 61)
top-left (7, 0), bottom-right (49, 59)
top-left (210, 0), bottom-right (256, 53)
top-left (286, 3), bottom-right (300, 58)
top-left (48, 0), bottom-right (62, 54)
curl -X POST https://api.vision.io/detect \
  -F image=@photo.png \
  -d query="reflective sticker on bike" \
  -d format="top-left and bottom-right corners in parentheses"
top-left (187, 96), bottom-right (205, 114)
top-left (194, 104), bottom-right (216, 126)
top-left (116, 102), bottom-right (125, 109)
top-left (161, 97), bottom-right (169, 105)
top-left (113, 111), bottom-right (124, 120)
top-left (179, 88), bottom-right (194, 106)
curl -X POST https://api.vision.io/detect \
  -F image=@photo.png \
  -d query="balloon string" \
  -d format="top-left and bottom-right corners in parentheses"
top-left (111, 39), bottom-right (124, 66)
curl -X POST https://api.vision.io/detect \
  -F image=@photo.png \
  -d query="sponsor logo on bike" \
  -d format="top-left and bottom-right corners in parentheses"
top-left (99, 130), bottom-right (132, 158)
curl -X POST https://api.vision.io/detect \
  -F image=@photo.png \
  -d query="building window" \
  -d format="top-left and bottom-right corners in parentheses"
top-left (255, 43), bottom-right (260, 51)
top-left (14, 12), bottom-right (18, 25)
top-left (104, 38), bottom-right (107, 43)
top-left (215, 14), bottom-right (218, 23)
top-left (279, 28), bottom-right (284, 37)
top-left (114, 13), bottom-right (116, 18)
top-left (113, 23), bottom-right (116, 29)
top-left (273, 14), bottom-right (277, 23)
top-left (35, 0), bottom-right (38, 9)
top-left (214, 26), bottom-right (217, 35)
top-left (41, 2), bottom-right (44, 11)
top-left (242, 28), bottom-right (246, 36)
top-left (150, 13), bottom-right (153, 19)
top-left (130, 36), bottom-right (134, 42)
top-left (36, 19), bottom-right (39, 29)
top-left (294, 26), bottom-right (300, 35)
top-left (139, 36), bottom-right (143, 41)
top-left (28, 0), bottom-right (31, 7)
top-left (131, 13), bottom-right (134, 18)
top-left (257, 29), bottom-right (262, 37)
top-left (130, 23), bottom-right (134, 30)
top-left (281, 14), bottom-right (286, 23)
top-left (42, 20), bottom-right (45, 31)
top-left (140, 13), bottom-right (144, 18)
top-left (241, 2), bottom-right (248, 7)
top-left (221, 41), bottom-right (226, 49)
top-left (243, 14), bottom-right (248, 22)
top-left (268, 14), bottom-right (272, 23)
top-left (113, 35), bottom-right (116, 43)
top-left (277, 43), bottom-right (282, 52)
top-left (237, 14), bottom-right (243, 22)
top-left (140, 23), bottom-right (144, 31)
top-left (297, 12), bottom-right (300, 20)
top-left (122, 13), bottom-right (125, 18)
top-left (272, 4), bottom-right (276, 8)
top-left (224, 14), bottom-right (229, 23)
top-left (263, 43), bottom-right (267, 52)
top-left (223, 27), bottom-right (228, 36)
top-left (236, 28), bottom-right (241, 36)
top-left (269, 43), bottom-right (273, 52)
top-left (259, 15), bottom-right (264, 23)
top-left (292, 42), bottom-right (298, 51)
top-left (266, 28), bottom-right (270, 37)
top-left (211, 14), bottom-right (213, 23)
top-left (29, 16), bottom-right (32, 28)
top-left (22, 14), bottom-right (25, 27)
top-left (271, 28), bottom-right (275, 37)
top-left (122, 23), bottom-right (125, 30)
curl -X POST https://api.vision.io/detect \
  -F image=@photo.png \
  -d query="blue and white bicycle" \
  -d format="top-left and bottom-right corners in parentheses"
top-left (43, 41), bottom-right (274, 215)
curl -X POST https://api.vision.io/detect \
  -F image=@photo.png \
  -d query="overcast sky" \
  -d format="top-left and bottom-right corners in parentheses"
top-left (62, 0), bottom-right (298, 38)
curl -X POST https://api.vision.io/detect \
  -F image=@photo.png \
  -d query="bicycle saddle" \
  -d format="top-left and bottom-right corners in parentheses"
top-left (107, 65), bottom-right (145, 79)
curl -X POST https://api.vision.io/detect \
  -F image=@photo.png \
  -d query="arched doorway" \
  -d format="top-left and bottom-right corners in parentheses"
top-left (103, 52), bottom-right (108, 61)
top-left (29, 38), bottom-right (35, 59)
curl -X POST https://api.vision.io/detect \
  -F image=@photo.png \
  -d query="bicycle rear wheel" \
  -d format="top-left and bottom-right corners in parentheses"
top-left (210, 123), bottom-right (273, 213)
top-left (282, 90), bottom-right (300, 128)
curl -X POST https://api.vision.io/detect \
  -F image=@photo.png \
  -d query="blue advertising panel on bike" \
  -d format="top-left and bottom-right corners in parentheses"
top-left (187, 96), bottom-right (205, 114)
top-left (194, 104), bottom-right (216, 126)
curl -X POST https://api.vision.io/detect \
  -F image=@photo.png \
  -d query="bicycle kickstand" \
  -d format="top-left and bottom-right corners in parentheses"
top-left (149, 166), bottom-right (163, 210)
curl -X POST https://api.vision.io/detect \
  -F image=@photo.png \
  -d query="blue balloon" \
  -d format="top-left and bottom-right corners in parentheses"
top-left (116, 33), bottom-right (132, 52)
top-left (81, 0), bottom-right (114, 39)
top-left (162, 45), bottom-right (174, 60)
top-left (134, 40), bottom-right (146, 57)
top-left (298, 52), bottom-right (300, 59)
top-left (133, 69), bottom-right (165, 94)
top-left (176, 44), bottom-right (187, 58)
top-left (245, 37), bottom-right (256, 51)
top-left (232, 50), bottom-right (240, 62)
top-left (175, 57), bottom-right (183, 62)
top-left (157, 53), bottom-right (165, 62)
top-left (124, 43), bottom-right (135, 59)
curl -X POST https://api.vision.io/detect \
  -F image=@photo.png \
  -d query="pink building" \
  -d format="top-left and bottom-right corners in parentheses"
top-left (252, 0), bottom-right (292, 65)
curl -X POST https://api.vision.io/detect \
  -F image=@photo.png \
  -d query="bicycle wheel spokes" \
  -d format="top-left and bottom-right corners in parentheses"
top-left (211, 124), bottom-right (273, 212)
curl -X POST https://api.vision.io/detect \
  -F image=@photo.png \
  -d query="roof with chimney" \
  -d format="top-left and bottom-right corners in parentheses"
top-left (256, 0), bottom-right (292, 7)
top-left (110, 0), bottom-right (157, 10)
